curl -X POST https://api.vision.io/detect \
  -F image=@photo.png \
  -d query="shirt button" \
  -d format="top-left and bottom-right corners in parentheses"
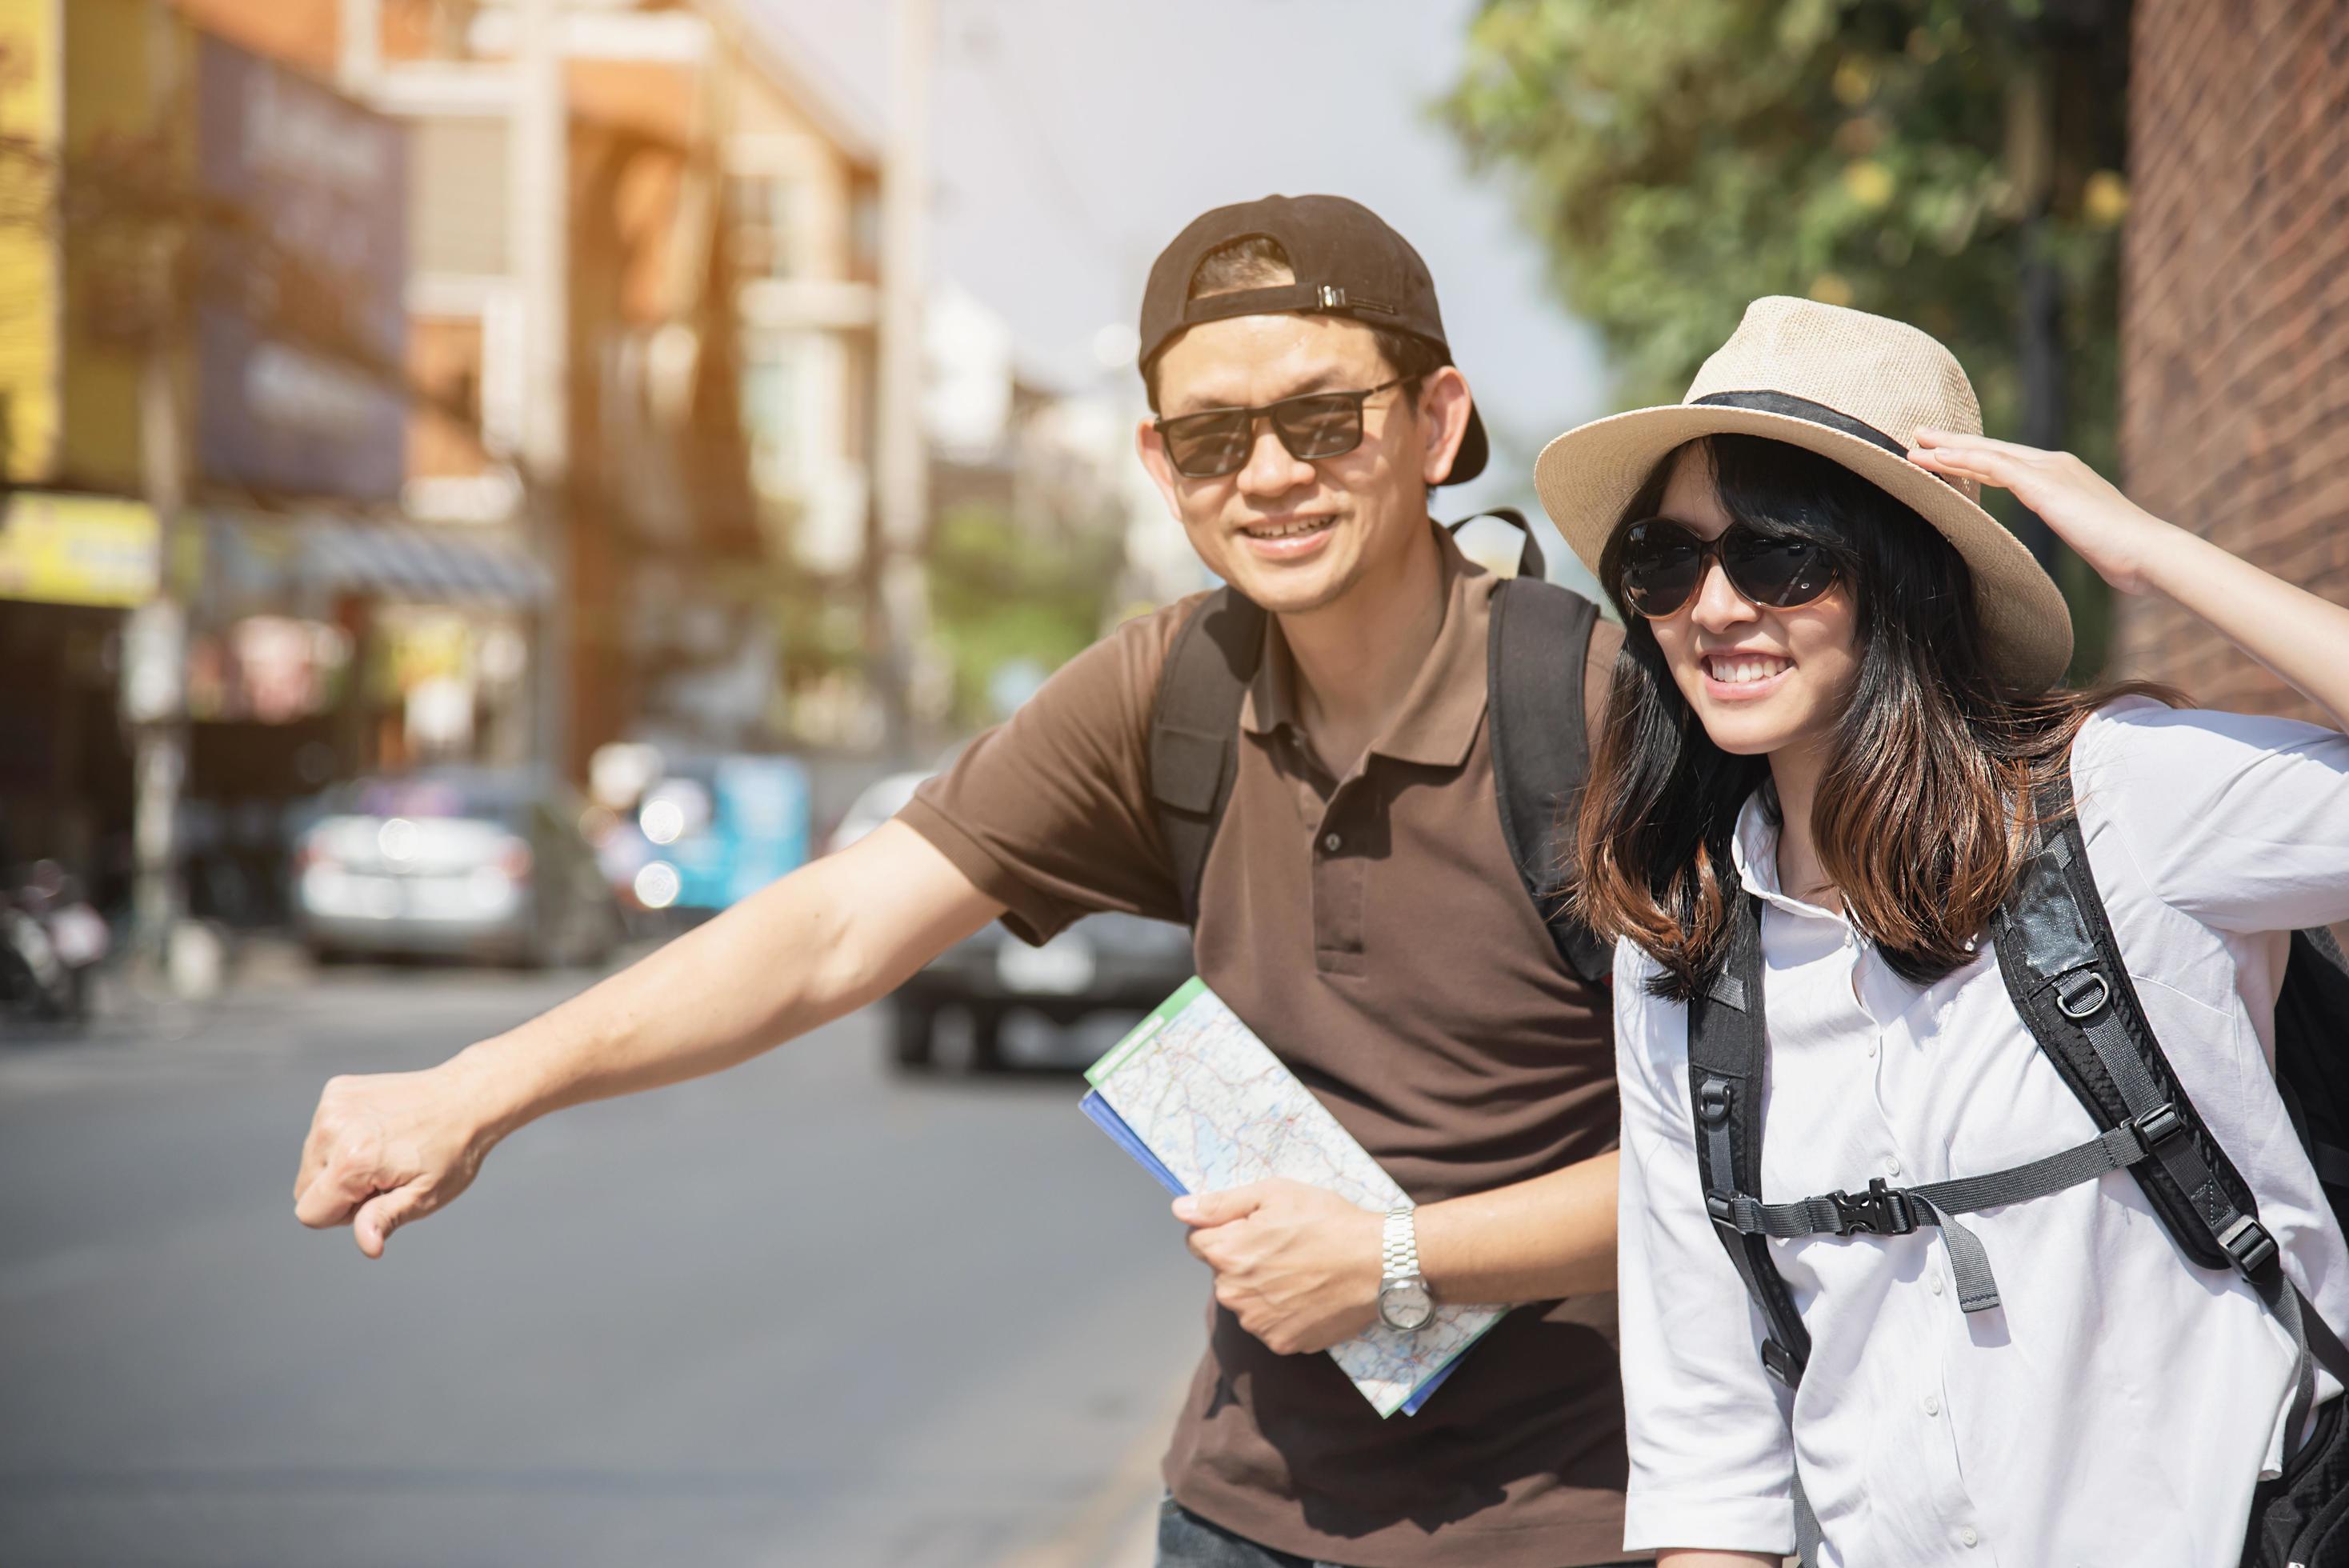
top-left (1321, 832), bottom-right (1342, 854)
top-left (1922, 1392), bottom-right (1941, 1416)
top-left (1960, 1526), bottom-right (1980, 1547)
top-left (1884, 1156), bottom-right (1902, 1177)
top-left (1929, 1271), bottom-right (1945, 1297)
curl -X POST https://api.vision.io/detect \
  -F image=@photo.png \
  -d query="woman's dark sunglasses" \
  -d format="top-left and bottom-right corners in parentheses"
top-left (1615, 517), bottom-right (1839, 619)
top-left (1154, 377), bottom-right (1411, 479)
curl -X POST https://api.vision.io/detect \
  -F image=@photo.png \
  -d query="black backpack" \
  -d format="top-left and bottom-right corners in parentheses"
top-left (1145, 512), bottom-right (1612, 986)
top-left (1688, 766), bottom-right (2349, 1566)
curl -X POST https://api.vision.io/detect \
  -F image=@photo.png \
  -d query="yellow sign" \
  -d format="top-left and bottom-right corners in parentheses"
top-left (0, 491), bottom-right (159, 608)
top-left (0, 0), bottom-right (62, 485)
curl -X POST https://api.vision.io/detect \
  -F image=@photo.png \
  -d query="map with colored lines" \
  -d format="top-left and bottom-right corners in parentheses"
top-left (1082, 978), bottom-right (1502, 1418)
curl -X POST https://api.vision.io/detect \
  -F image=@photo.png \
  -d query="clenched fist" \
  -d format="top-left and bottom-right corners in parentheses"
top-left (293, 1061), bottom-right (500, 1258)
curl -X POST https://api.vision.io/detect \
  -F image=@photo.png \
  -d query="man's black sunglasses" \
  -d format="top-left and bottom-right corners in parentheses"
top-left (1615, 517), bottom-right (1840, 619)
top-left (1154, 377), bottom-right (1413, 479)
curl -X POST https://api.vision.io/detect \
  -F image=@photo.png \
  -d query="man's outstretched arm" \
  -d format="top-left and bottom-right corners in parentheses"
top-left (293, 820), bottom-right (1003, 1257)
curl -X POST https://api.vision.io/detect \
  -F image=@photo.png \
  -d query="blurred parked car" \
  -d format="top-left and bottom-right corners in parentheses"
top-left (592, 751), bottom-right (813, 934)
top-left (823, 770), bottom-right (925, 856)
top-left (826, 770), bottom-right (1197, 1073)
top-left (290, 770), bottom-right (620, 967)
top-left (888, 914), bottom-right (1196, 1072)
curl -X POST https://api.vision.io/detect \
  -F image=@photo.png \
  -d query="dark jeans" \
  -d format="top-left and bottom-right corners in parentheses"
top-left (1154, 1495), bottom-right (1646, 1568)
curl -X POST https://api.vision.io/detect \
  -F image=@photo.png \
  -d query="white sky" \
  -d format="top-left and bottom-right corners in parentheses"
top-left (749, 0), bottom-right (1611, 522)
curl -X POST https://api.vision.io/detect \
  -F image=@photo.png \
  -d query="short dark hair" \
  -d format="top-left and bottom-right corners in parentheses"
top-left (1141, 235), bottom-right (1448, 413)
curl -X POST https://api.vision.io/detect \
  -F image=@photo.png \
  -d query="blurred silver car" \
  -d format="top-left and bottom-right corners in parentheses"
top-left (823, 769), bottom-right (929, 858)
top-left (828, 769), bottom-right (1197, 1072)
top-left (886, 911), bottom-right (1197, 1072)
top-left (291, 770), bottom-right (621, 967)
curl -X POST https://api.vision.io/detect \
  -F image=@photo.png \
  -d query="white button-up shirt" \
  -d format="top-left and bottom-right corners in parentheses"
top-left (1615, 700), bottom-right (2349, 1565)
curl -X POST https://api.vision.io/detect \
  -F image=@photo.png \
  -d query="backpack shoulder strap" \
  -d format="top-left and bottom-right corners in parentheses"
top-left (1687, 885), bottom-right (1813, 1387)
top-left (1447, 506), bottom-right (1547, 580)
top-left (2280, 925), bottom-right (2349, 1187)
top-left (1147, 588), bottom-right (1264, 926)
top-left (1691, 774), bottom-right (2349, 1409)
top-left (1487, 574), bottom-right (1613, 985)
top-left (1987, 771), bottom-right (2273, 1277)
top-left (1987, 768), bottom-right (2349, 1411)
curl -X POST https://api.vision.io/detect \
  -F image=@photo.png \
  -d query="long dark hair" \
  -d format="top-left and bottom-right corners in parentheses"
top-left (1572, 434), bottom-right (2177, 1000)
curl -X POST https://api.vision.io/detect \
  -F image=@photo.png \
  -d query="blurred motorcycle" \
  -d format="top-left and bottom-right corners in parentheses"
top-left (0, 861), bottom-right (110, 1024)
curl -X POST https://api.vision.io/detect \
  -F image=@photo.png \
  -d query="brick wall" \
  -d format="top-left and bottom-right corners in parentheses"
top-left (2111, 0), bottom-right (2349, 720)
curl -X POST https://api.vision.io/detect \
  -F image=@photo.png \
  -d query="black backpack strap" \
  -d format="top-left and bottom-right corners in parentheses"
top-left (1446, 506), bottom-right (1547, 580)
top-left (1687, 886), bottom-right (1812, 1387)
top-left (1146, 589), bottom-right (1264, 926)
top-left (2282, 925), bottom-right (2349, 1187)
top-left (1714, 1094), bottom-right (2195, 1317)
top-left (1689, 775), bottom-right (2349, 1466)
top-left (1487, 574), bottom-right (1612, 986)
top-left (1990, 774), bottom-right (2276, 1275)
top-left (1989, 770), bottom-right (2349, 1417)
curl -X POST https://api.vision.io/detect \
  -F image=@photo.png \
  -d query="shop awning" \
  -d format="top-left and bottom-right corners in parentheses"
top-left (297, 520), bottom-right (551, 606)
top-left (204, 510), bottom-right (552, 614)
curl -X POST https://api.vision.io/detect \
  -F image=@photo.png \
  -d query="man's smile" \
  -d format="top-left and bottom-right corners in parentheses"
top-left (1238, 514), bottom-right (1339, 558)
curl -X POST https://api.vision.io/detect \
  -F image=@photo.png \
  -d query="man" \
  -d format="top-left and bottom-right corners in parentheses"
top-left (294, 195), bottom-right (1633, 1567)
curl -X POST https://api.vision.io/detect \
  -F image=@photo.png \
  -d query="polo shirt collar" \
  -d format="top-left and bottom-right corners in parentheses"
top-left (1239, 527), bottom-right (1491, 771)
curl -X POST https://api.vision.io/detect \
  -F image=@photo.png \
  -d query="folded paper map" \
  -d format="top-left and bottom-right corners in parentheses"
top-left (1081, 978), bottom-right (1503, 1418)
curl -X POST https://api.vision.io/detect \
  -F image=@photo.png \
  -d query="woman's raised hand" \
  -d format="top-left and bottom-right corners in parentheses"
top-left (1909, 428), bottom-right (2349, 727)
top-left (1904, 430), bottom-right (2172, 595)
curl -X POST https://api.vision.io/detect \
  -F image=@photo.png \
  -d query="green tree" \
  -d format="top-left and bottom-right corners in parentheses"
top-left (1443, 0), bottom-right (2130, 670)
top-left (926, 501), bottom-right (1126, 729)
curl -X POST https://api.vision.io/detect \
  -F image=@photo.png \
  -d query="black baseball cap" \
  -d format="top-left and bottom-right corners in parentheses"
top-left (1138, 194), bottom-right (1488, 486)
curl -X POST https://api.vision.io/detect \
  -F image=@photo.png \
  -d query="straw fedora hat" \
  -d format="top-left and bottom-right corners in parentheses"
top-left (1533, 295), bottom-right (2073, 691)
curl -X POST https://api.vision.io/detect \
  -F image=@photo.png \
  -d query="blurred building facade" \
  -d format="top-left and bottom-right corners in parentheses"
top-left (0, 0), bottom-right (142, 894)
top-left (0, 0), bottom-right (1191, 916)
top-left (922, 279), bottom-right (1205, 721)
top-left (2113, 0), bottom-right (2349, 719)
top-left (230, 0), bottom-right (890, 770)
top-left (0, 0), bottom-right (901, 914)
top-left (0, 0), bottom-right (484, 917)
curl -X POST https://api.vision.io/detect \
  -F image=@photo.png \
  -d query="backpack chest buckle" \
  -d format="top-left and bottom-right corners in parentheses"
top-left (1829, 1178), bottom-right (1919, 1237)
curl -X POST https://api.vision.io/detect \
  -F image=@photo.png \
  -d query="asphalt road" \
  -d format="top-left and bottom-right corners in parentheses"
top-left (0, 962), bottom-right (1205, 1567)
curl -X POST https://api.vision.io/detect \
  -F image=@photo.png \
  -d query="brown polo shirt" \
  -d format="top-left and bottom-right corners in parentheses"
top-left (898, 530), bottom-right (1631, 1568)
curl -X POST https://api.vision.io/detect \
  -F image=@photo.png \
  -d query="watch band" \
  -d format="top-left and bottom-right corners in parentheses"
top-left (1382, 1205), bottom-right (1422, 1283)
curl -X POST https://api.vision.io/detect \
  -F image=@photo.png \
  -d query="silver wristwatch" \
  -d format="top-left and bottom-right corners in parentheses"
top-left (1377, 1205), bottom-right (1435, 1332)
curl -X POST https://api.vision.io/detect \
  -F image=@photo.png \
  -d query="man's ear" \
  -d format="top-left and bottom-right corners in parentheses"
top-left (1135, 418), bottom-right (1185, 519)
top-left (1415, 366), bottom-right (1473, 487)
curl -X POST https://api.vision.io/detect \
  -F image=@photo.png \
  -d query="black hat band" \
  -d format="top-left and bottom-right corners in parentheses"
top-left (1691, 390), bottom-right (1908, 459)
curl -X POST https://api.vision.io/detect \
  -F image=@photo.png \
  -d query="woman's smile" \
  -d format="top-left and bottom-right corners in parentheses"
top-left (1698, 650), bottom-right (1795, 700)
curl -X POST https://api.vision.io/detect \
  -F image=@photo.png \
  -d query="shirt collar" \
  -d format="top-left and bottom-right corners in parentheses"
top-left (1731, 790), bottom-right (1843, 922)
top-left (1735, 788), bottom-right (1984, 960)
top-left (1239, 526), bottom-right (1493, 771)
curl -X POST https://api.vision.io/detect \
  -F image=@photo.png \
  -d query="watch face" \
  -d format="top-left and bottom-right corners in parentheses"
top-left (1379, 1280), bottom-right (1435, 1332)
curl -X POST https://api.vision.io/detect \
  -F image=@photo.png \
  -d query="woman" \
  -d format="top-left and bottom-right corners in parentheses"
top-left (1531, 297), bottom-right (2349, 1566)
